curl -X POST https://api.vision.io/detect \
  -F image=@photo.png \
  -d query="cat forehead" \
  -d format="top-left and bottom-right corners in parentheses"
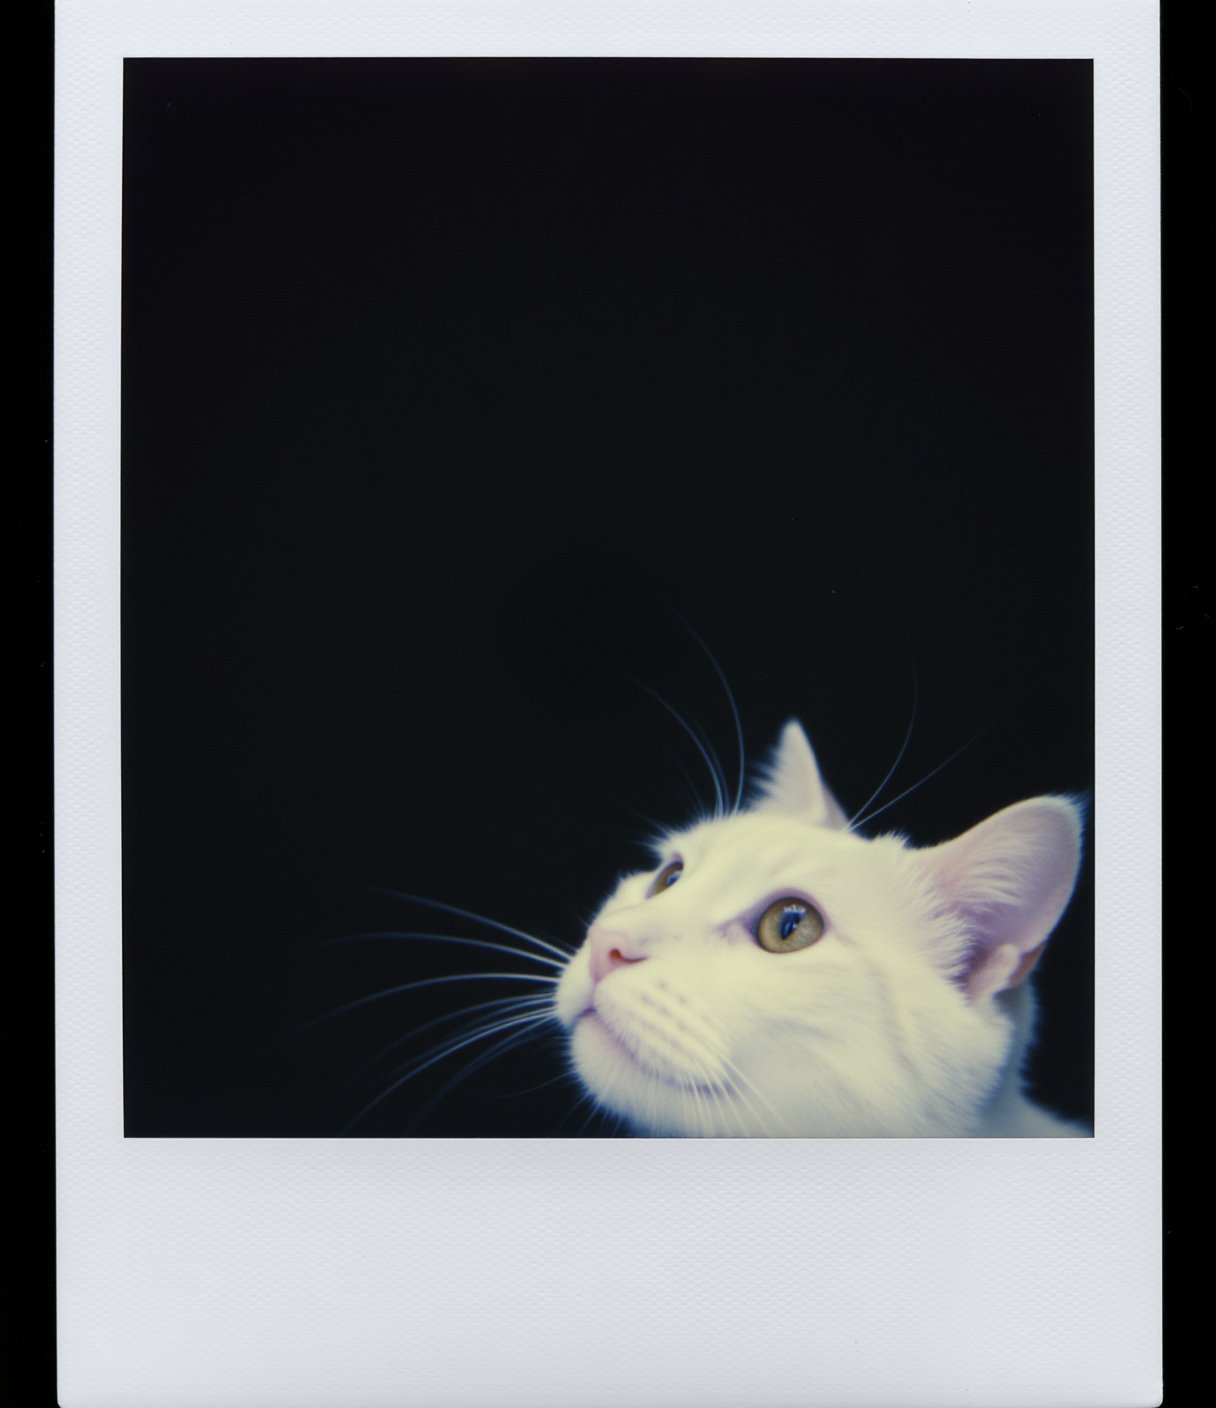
top-left (654, 812), bottom-right (868, 877)
top-left (629, 811), bottom-right (937, 944)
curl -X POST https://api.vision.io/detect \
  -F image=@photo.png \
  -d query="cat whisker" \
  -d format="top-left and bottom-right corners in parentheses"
top-left (371, 891), bottom-right (575, 963)
top-left (560, 1061), bottom-right (630, 1137)
top-left (670, 756), bottom-right (713, 825)
top-left (553, 1085), bottom-right (592, 1135)
top-left (665, 609), bottom-right (747, 814)
top-left (698, 1060), bottom-right (761, 1136)
top-left (322, 929), bottom-right (565, 971)
top-left (676, 1074), bottom-right (703, 1136)
top-left (628, 677), bottom-right (730, 819)
top-left (624, 807), bottom-right (677, 844)
top-left (847, 664), bottom-right (919, 829)
top-left (572, 1101), bottom-right (606, 1138)
top-left (343, 1008), bottom-right (555, 1133)
top-left (692, 1070), bottom-right (748, 1137)
top-left (501, 1066), bottom-right (580, 1099)
top-left (406, 1016), bottom-right (561, 1130)
top-left (349, 992), bottom-right (555, 1084)
top-left (300, 970), bottom-right (557, 1034)
top-left (722, 1064), bottom-right (784, 1138)
top-left (850, 721), bottom-right (994, 831)
top-left (725, 1043), bottom-right (792, 1134)
top-left (689, 1072), bottom-right (723, 1138)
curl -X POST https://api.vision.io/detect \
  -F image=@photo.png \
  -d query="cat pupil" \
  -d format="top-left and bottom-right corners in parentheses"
top-left (780, 909), bottom-right (803, 939)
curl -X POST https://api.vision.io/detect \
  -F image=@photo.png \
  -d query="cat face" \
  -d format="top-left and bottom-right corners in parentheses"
top-left (554, 721), bottom-right (1083, 1137)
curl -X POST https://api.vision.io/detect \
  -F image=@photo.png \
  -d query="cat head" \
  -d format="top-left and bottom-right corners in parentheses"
top-left (554, 720), bottom-right (1084, 1136)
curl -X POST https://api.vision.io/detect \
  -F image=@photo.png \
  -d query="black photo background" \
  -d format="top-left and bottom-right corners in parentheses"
top-left (122, 59), bottom-right (1093, 1136)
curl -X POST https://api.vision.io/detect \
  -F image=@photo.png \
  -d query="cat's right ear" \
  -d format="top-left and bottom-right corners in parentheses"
top-left (752, 720), bottom-right (849, 829)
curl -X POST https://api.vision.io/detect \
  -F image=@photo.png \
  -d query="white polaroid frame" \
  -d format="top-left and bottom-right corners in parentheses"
top-left (55, 3), bottom-right (1161, 1404)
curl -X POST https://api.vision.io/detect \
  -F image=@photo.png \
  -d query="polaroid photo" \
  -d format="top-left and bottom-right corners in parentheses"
top-left (55, 2), bottom-right (1161, 1404)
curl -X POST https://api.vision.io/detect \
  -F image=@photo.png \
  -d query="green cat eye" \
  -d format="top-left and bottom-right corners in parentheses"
top-left (756, 898), bottom-right (825, 953)
top-left (649, 860), bottom-right (684, 896)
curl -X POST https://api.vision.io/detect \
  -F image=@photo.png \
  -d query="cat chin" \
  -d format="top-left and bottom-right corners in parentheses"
top-left (572, 1012), bottom-right (719, 1093)
top-left (570, 1012), bottom-right (746, 1136)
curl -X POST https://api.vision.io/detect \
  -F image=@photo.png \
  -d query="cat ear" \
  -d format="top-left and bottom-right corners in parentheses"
top-left (752, 719), bottom-right (849, 829)
top-left (922, 796), bottom-right (1084, 1001)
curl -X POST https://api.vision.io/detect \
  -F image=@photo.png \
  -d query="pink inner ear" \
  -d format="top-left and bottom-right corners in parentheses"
top-left (1009, 942), bottom-right (1048, 987)
top-left (964, 940), bottom-right (1047, 1001)
top-left (924, 797), bottom-right (1082, 1001)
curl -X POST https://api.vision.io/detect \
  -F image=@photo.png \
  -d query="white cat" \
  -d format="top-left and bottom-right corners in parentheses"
top-left (554, 720), bottom-right (1089, 1137)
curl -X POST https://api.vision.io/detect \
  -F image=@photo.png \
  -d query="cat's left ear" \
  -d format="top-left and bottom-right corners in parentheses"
top-left (921, 796), bottom-right (1084, 1001)
top-left (752, 719), bottom-right (849, 829)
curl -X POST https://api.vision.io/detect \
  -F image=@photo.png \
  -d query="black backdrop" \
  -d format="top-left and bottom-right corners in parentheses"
top-left (121, 59), bottom-right (1093, 1136)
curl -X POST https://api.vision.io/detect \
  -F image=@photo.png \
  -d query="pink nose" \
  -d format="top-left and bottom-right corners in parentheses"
top-left (587, 926), bottom-right (647, 985)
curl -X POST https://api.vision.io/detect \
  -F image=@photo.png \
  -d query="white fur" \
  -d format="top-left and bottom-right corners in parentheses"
top-left (554, 721), bottom-right (1088, 1137)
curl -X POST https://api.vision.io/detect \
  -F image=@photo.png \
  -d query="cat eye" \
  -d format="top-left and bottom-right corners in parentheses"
top-left (756, 898), bottom-right (825, 953)
top-left (649, 860), bottom-right (684, 896)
